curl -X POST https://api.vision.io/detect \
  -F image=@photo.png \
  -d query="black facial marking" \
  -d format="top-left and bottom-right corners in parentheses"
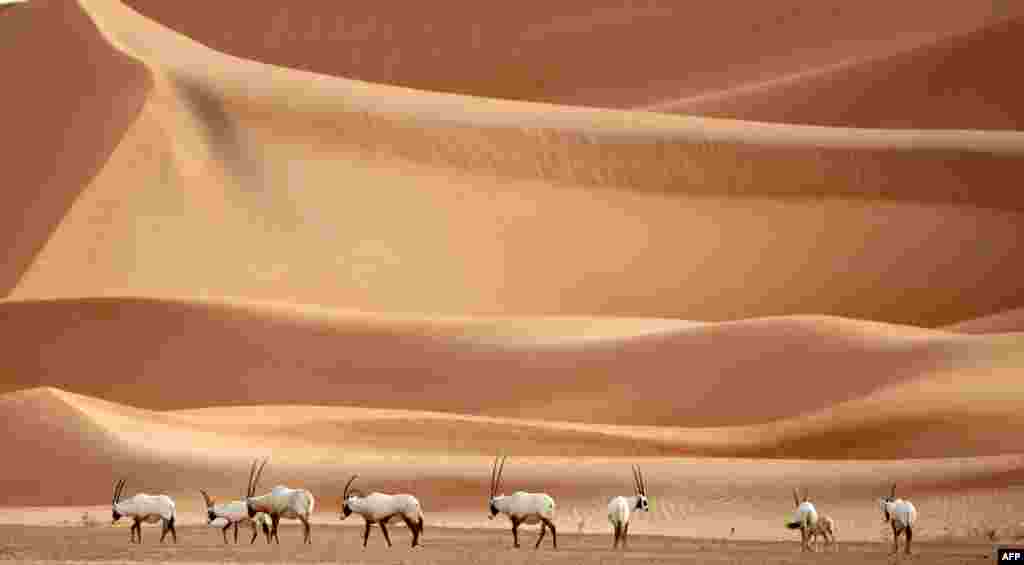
top-left (489, 502), bottom-right (499, 516)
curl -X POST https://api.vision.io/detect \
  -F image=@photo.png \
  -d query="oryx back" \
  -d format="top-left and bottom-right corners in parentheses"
top-left (119, 494), bottom-right (175, 522)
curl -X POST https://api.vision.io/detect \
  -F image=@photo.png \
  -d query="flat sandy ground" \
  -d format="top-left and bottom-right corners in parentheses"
top-left (0, 524), bottom-right (1000, 565)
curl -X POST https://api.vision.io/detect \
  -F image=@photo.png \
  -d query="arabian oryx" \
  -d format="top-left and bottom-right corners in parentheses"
top-left (111, 479), bottom-right (177, 544)
top-left (487, 455), bottom-right (557, 549)
top-left (880, 483), bottom-right (917, 555)
top-left (339, 474), bottom-right (425, 548)
top-left (607, 464), bottom-right (650, 549)
top-left (242, 458), bottom-right (316, 544)
top-left (785, 488), bottom-right (818, 552)
top-left (200, 489), bottom-right (272, 544)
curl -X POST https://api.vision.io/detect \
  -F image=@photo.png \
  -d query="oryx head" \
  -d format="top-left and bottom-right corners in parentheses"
top-left (632, 464), bottom-right (650, 512)
top-left (111, 479), bottom-right (126, 524)
top-left (199, 489), bottom-right (217, 524)
top-left (339, 474), bottom-right (364, 519)
top-left (244, 457), bottom-right (268, 519)
top-left (879, 483), bottom-right (896, 523)
top-left (488, 455), bottom-right (507, 519)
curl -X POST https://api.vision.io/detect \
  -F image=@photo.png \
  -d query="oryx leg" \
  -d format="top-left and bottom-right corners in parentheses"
top-left (131, 519), bottom-right (141, 544)
top-left (159, 521), bottom-right (169, 544)
top-left (263, 522), bottom-right (271, 544)
top-left (250, 521), bottom-right (259, 544)
top-left (511, 517), bottom-right (521, 548)
top-left (541, 517), bottom-right (557, 549)
top-left (233, 522), bottom-right (239, 544)
top-left (535, 522), bottom-right (546, 549)
top-left (379, 517), bottom-right (393, 547)
top-left (299, 514), bottom-right (311, 544)
top-left (891, 524), bottom-right (900, 555)
top-left (401, 515), bottom-right (420, 547)
top-left (622, 522), bottom-right (629, 549)
top-left (221, 522), bottom-right (231, 544)
top-left (362, 520), bottom-right (372, 548)
top-left (613, 523), bottom-right (621, 548)
top-left (271, 514), bottom-right (281, 545)
top-left (905, 525), bottom-right (913, 555)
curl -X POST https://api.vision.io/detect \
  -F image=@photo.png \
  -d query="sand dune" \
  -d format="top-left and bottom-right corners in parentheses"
top-left (647, 16), bottom-right (1024, 130)
top-left (0, 0), bottom-right (150, 296)
top-left (1, 296), bottom-right (1010, 427)
top-left (120, 1), bottom-right (1020, 111)
top-left (6, 385), bottom-right (1024, 542)
top-left (944, 307), bottom-right (1024, 334)
top-left (6, 1), bottom-right (1024, 329)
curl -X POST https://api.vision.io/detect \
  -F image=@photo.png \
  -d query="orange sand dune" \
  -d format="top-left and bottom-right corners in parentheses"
top-left (0, 296), bottom-right (1014, 427)
top-left (944, 307), bottom-right (1024, 334)
top-left (5, 386), bottom-right (1024, 541)
top-left (120, 1), bottom-right (1020, 110)
top-left (647, 16), bottom-right (1024, 130)
top-left (0, 0), bottom-right (150, 296)
top-left (7, 1), bottom-right (1024, 328)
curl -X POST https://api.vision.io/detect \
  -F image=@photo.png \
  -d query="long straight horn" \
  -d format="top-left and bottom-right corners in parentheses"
top-left (112, 479), bottom-right (123, 505)
top-left (792, 488), bottom-right (800, 507)
top-left (496, 455), bottom-right (507, 494)
top-left (890, 483), bottom-right (896, 498)
top-left (246, 459), bottom-right (258, 498)
top-left (490, 456), bottom-right (499, 498)
top-left (116, 479), bottom-right (126, 505)
top-left (639, 466), bottom-right (647, 496)
top-left (200, 489), bottom-right (214, 509)
top-left (252, 458), bottom-right (269, 497)
top-left (632, 465), bottom-right (641, 495)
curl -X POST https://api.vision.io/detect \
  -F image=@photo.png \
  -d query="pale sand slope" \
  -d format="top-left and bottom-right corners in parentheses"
top-left (4, 386), bottom-right (1024, 541)
top-left (1, 296), bottom-right (1018, 427)
top-left (0, 0), bottom-right (150, 296)
top-left (7, 1), bottom-right (1024, 327)
top-left (945, 307), bottom-right (1024, 334)
top-left (121, 1), bottom-right (1020, 110)
top-left (646, 16), bottom-right (1024, 130)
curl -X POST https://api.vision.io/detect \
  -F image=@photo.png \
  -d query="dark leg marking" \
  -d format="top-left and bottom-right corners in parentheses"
top-left (543, 518), bottom-right (557, 549)
top-left (622, 522), bottom-right (629, 549)
top-left (535, 522), bottom-right (546, 549)
top-left (379, 518), bottom-right (393, 547)
top-left (613, 523), bottom-right (621, 548)
top-left (233, 522), bottom-right (239, 544)
top-left (511, 518), bottom-right (521, 548)
top-left (250, 522), bottom-right (258, 544)
top-left (363, 520), bottom-right (372, 547)
top-left (299, 514), bottom-right (311, 544)
top-left (221, 522), bottom-right (231, 544)
top-left (905, 525), bottom-right (913, 555)
top-left (271, 514), bottom-right (281, 544)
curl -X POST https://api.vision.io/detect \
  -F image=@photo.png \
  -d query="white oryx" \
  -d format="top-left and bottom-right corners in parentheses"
top-left (809, 514), bottom-right (836, 550)
top-left (242, 458), bottom-right (316, 544)
top-left (111, 479), bottom-right (177, 544)
top-left (338, 474), bottom-right (425, 548)
top-left (487, 455), bottom-right (557, 549)
top-left (200, 489), bottom-right (272, 544)
top-left (784, 488), bottom-right (818, 552)
top-left (880, 483), bottom-right (917, 555)
top-left (607, 464), bottom-right (650, 549)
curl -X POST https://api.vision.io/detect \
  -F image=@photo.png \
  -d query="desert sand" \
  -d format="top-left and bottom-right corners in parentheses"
top-left (2, 1), bottom-right (1024, 563)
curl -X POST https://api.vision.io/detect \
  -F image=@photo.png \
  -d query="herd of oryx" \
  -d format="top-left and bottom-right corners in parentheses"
top-left (109, 455), bottom-right (919, 555)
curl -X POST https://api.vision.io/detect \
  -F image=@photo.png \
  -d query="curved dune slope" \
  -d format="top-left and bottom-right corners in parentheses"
top-left (0, 296), bottom-right (1012, 427)
top-left (8, 1), bottom-right (1024, 327)
top-left (5, 380), bottom-right (1024, 512)
top-left (0, 0), bottom-right (150, 296)
top-left (121, 1), bottom-right (1019, 111)
top-left (649, 16), bottom-right (1024, 130)
top-left (944, 307), bottom-right (1024, 334)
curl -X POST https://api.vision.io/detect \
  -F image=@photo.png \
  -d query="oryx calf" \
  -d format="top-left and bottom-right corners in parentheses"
top-left (784, 488), bottom-right (818, 552)
top-left (200, 489), bottom-right (271, 544)
top-left (607, 464), bottom-right (649, 549)
top-left (487, 455), bottom-right (557, 549)
top-left (111, 479), bottom-right (177, 544)
top-left (242, 458), bottom-right (316, 544)
top-left (880, 483), bottom-right (917, 555)
top-left (339, 474), bottom-right (425, 548)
